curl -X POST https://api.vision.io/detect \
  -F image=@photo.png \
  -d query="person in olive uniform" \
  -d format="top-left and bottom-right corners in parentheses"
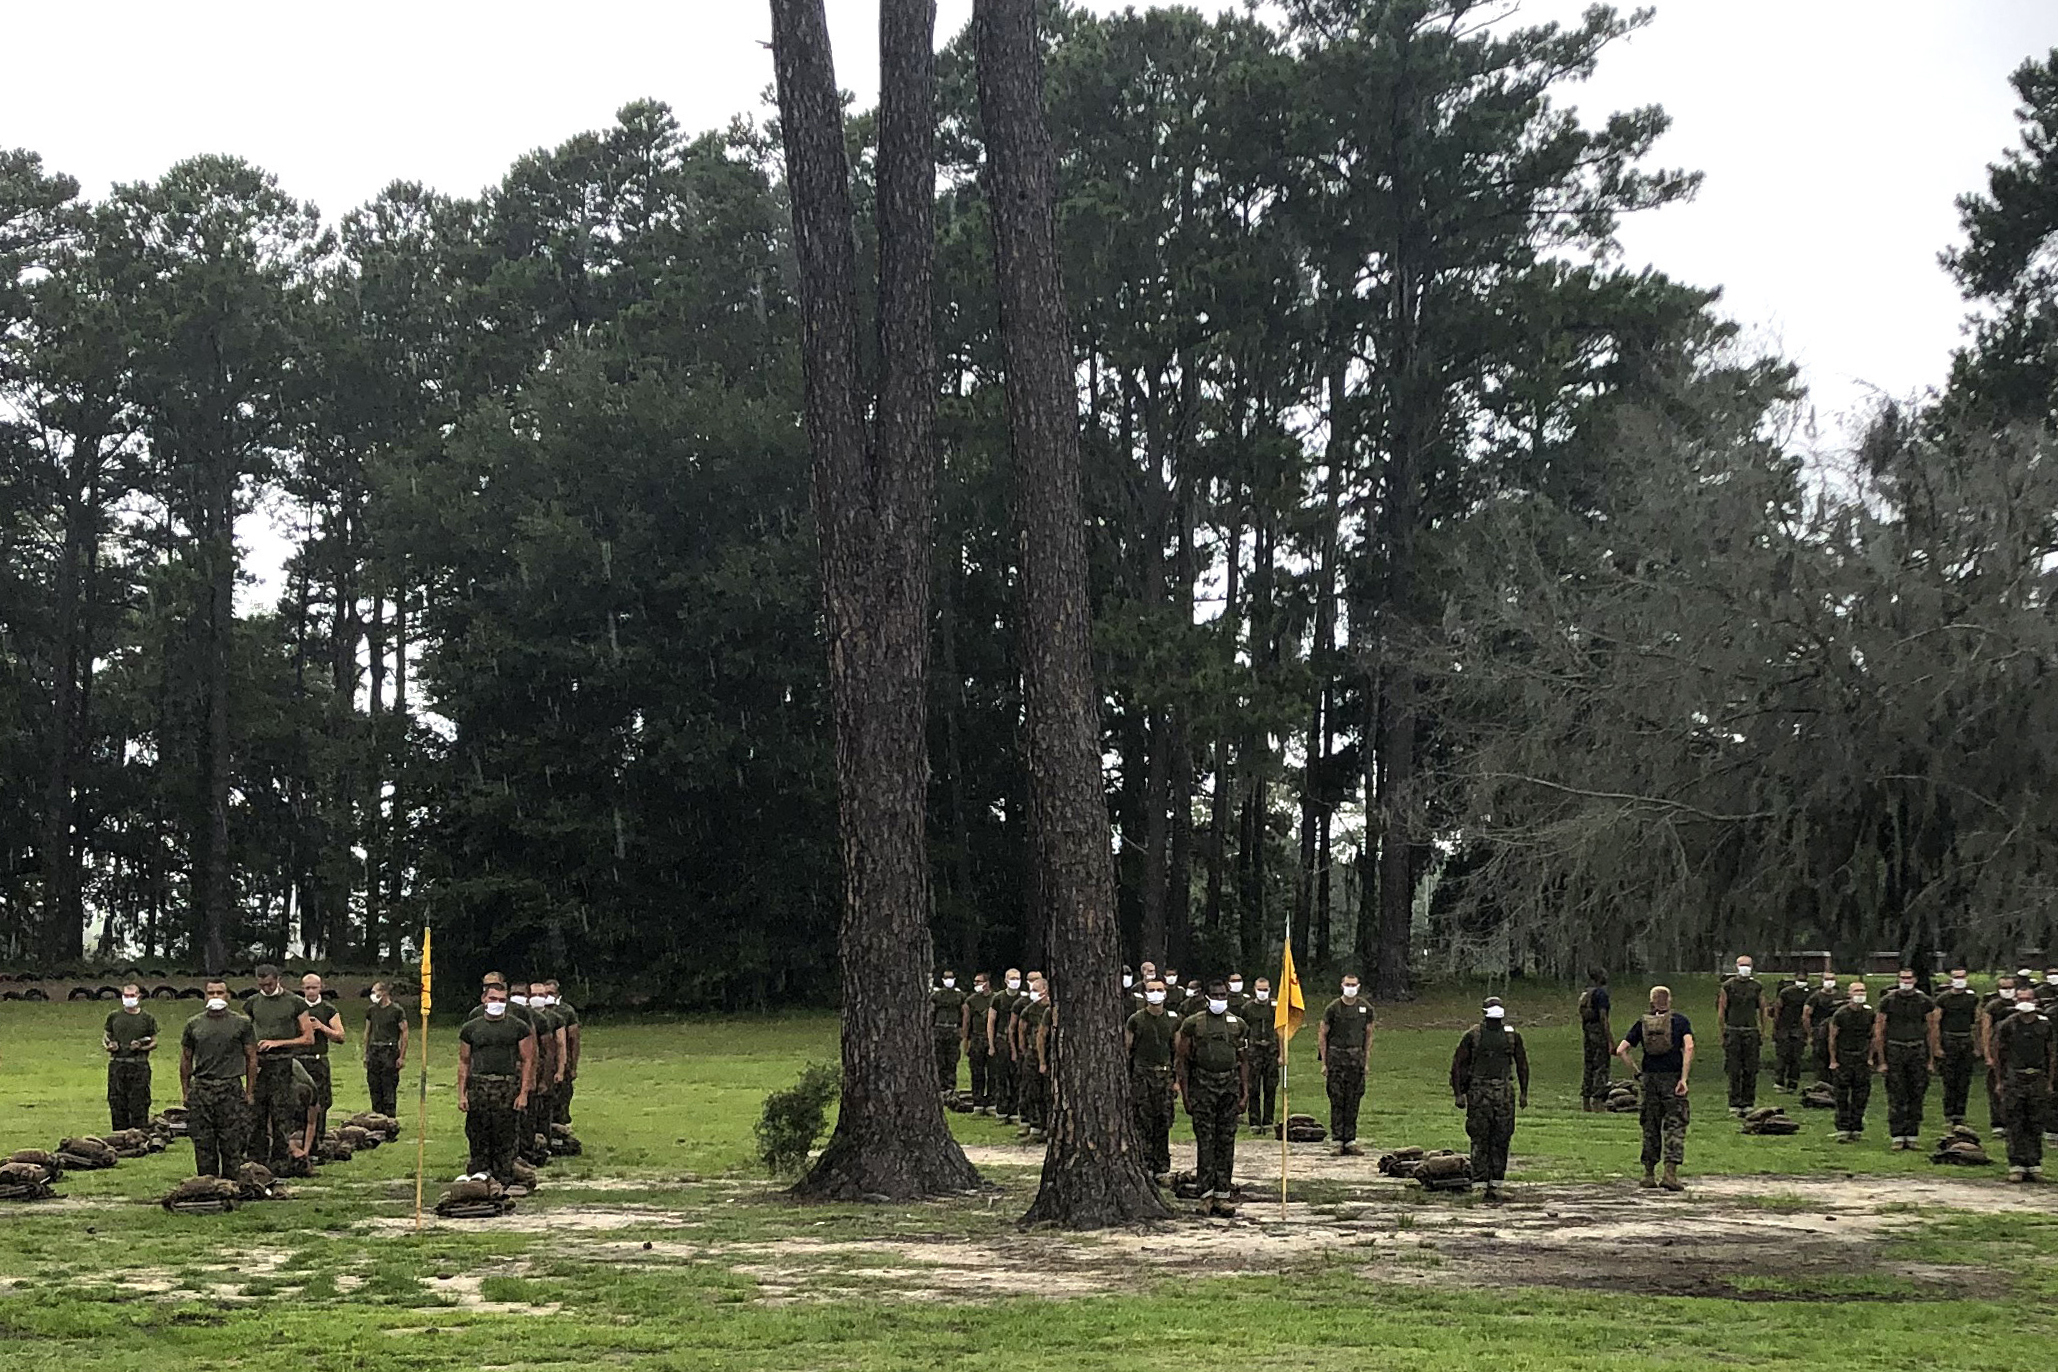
top-left (467, 973), bottom-right (543, 1160)
top-left (274, 1059), bottom-right (326, 1177)
top-left (245, 965), bottom-right (316, 1169)
top-left (1875, 969), bottom-right (1940, 1148)
top-left (1827, 981), bottom-right (1881, 1141)
top-left (527, 979), bottom-right (566, 1150)
top-left (1130, 962), bottom-right (1157, 1019)
top-left (1771, 972), bottom-right (1811, 1093)
top-left (362, 981), bottom-right (409, 1117)
top-left (1991, 987), bottom-right (2057, 1180)
top-left (1013, 974), bottom-right (1051, 1139)
top-left (1983, 974), bottom-right (2020, 1136)
top-left (1804, 971), bottom-right (1842, 1085)
top-left (932, 971), bottom-right (969, 1095)
top-left (1244, 976), bottom-right (1281, 1131)
top-left (1616, 985), bottom-right (1693, 1190)
top-left (1578, 970), bottom-right (1612, 1111)
top-left (547, 980), bottom-right (581, 1126)
top-left (1716, 955), bottom-right (1768, 1114)
top-left (104, 982), bottom-right (159, 1131)
top-left (987, 970), bottom-right (1022, 1121)
top-left (457, 984), bottom-right (535, 1185)
top-left (299, 973), bottom-right (346, 1143)
top-left (965, 973), bottom-right (996, 1112)
top-left (1225, 973), bottom-right (1248, 1015)
top-left (1126, 978), bottom-right (1181, 1180)
top-left (2038, 968), bottom-right (2058, 1012)
top-left (1318, 975), bottom-right (1374, 1155)
top-left (1932, 966), bottom-right (1981, 1126)
top-left (179, 980), bottom-right (258, 1178)
top-left (1178, 978), bottom-right (1206, 1017)
top-left (1175, 978), bottom-right (1248, 1213)
top-left (1451, 996), bottom-right (1531, 1199)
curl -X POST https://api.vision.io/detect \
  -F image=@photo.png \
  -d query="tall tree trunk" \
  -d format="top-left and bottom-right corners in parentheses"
top-left (1166, 475), bottom-right (1197, 967)
top-left (1138, 706), bottom-right (1171, 964)
top-left (976, 0), bottom-right (1169, 1228)
top-left (389, 588), bottom-right (409, 952)
top-left (1295, 363), bottom-right (1348, 966)
top-left (938, 555), bottom-right (979, 971)
top-left (194, 454), bottom-right (235, 973)
top-left (365, 592), bottom-right (387, 961)
top-left (39, 448), bottom-right (101, 964)
top-left (772, 0), bottom-right (978, 1202)
top-left (1204, 505), bottom-right (1241, 941)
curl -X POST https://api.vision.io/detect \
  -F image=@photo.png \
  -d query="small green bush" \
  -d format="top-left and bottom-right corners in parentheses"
top-left (755, 1062), bottom-right (840, 1176)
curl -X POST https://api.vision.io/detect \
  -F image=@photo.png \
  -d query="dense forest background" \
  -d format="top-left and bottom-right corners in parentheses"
top-left (5, 4), bottom-right (2058, 1004)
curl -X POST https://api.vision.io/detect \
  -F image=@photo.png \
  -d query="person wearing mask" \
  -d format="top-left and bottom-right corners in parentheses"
top-left (1131, 962), bottom-right (1158, 1019)
top-left (103, 982), bottom-right (159, 1132)
top-left (457, 984), bottom-right (534, 1186)
top-left (1984, 974), bottom-right (2021, 1137)
top-left (466, 974), bottom-right (542, 1159)
top-left (1827, 980), bottom-right (1881, 1142)
top-left (1803, 971), bottom-right (1842, 1086)
top-left (1179, 978), bottom-right (1207, 1018)
top-left (245, 964), bottom-right (315, 1169)
top-left (1715, 955), bottom-right (1767, 1115)
top-left (1318, 974), bottom-right (1374, 1156)
top-left (362, 981), bottom-right (409, 1117)
top-left (527, 979), bottom-right (566, 1155)
top-left (932, 970), bottom-right (969, 1096)
top-left (1991, 985), bottom-right (2056, 1181)
top-left (1933, 966), bottom-right (1982, 1127)
top-left (1451, 996), bottom-right (1530, 1201)
top-left (1126, 977), bottom-right (1181, 1181)
top-left (1013, 974), bottom-right (1051, 1141)
top-left (547, 979), bottom-right (581, 1127)
top-left (1225, 973), bottom-right (1248, 1015)
top-left (1243, 976), bottom-right (1281, 1132)
top-left (2038, 967), bottom-right (2058, 1014)
top-left (179, 979), bottom-right (257, 1178)
top-left (1615, 985), bottom-right (1693, 1191)
top-left (299, 973), bottom-right (346, 1144)
top-left (1578, 970), bottom-right (1612, 1112)
top-left (987, 969), bottom-right (1023, 1122)
top-left (1771, 971), bottom-right (1812, 1094)
top-left (1175, 978), bottom-right (1248, 1214)
top-left (965, 973), bottom-right (996, 1114)
top-left (1874, 968), bottom-right (1940, 1149)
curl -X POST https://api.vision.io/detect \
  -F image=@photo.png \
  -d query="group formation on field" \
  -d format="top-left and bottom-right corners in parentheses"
top-left (0, 967), bottom-right (588, 1217)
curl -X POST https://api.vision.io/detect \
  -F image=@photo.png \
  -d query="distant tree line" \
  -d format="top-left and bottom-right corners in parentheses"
top-left (4, 4), bottom-right (2056, 999)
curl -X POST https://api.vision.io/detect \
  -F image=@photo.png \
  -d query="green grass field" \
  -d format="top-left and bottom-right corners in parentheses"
top-left (1, 977), bottom-right (2053, 1370)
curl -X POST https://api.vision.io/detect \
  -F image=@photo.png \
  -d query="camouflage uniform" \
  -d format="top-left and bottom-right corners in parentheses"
top-left (465, 1075), bottom-right (522, 1184)
top-left (965, 986), bottom-right (995, 1109)
top-left (1320, 997), bottom-right (1374, 1148)
top-left (246, 991), bottom-right (312, 1169)
top-left (1578, 984), bottom-right (1611, 1107)
top-left (931, 984), bottom-right (967, 1092)
top-left (1127, 1006), bottom-right (1180, 1175)
top-left (1880, 986), bottom-right (1936, 1140)
top-left (104, 1008), bottom-right (158, 1132)
top-left (1984, 990), bottom-right (2017, 1132)
top-left (1626, 1010), bottom-right (1691, 1171)
top-left (180, 1009), bottom-right (256, 1178)
top-left (1178, 1009), bottom-right (1247, 1199)
top-left (363, 999), bottom-right (406, 1117)
top-left (1771, 981), bottom-right (1811, 1091)
top-left (1718, 973), bottom-right (1764, 1111)
top-left (1994, 1007), bottom-right (2056, 1173)
top-left (1242, 999), bottom-right (1280, 1128)
top-left (1015, 998), bottom-right (1050, 1131)
top-left (988, 988), bottom-right (1020, 1119)
top-left (1829, 1002), bottom-right (1877, 1136)
top-left (1451, 1021), bottom-right (1530, 1186)
top-left (1805, 983), bottom-right (1841, 1083)
top-left (1933, 985), bottom-right (1981, 1123)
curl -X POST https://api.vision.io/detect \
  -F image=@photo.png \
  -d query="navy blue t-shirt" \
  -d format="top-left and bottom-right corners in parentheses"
top-left (1589, 986), bottom-right (1612, 1017)
top-left (1624, 1011), bottom-right (1692, 1075)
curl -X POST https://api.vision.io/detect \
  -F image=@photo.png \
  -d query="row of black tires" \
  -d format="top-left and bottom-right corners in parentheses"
top-left (0, 985), bottom-right (392, 1003)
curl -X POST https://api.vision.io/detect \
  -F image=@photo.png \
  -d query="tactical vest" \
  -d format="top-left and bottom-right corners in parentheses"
top-left (1722, 976), bottom-right (1763, 1027)
top-left (1471, 1024), bottom-right (1513, 1079)
top-left (1185, 1013), bottom-right (1243, 1073)
top-left (932, 988), bottom-right (966, 1031)
top-left (1639, 1011), bottom-right (1674, 1056)
top-left (2003, 1013), bottom-right (2053, 1072)
top-left (1578, 988), bottom-right (1601, 1024)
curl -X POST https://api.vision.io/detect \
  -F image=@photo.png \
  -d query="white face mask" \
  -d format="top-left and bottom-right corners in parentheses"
top-left (512, 995), bottom-right (529, 1006)
top-left (1342, 984), bottom-right (1360, 999)
top-left (1122, 975), bottom-right (1133, 988)
top-left (1146, 990), bottom-right (1166, 1005)
top-left (1484, 1006), bottom-right (1506, 1020)
top-left (1898, 981), bottom-right (1915, 993)
top-left (1736, 965), bottom-right (1753, 978)
top-left (121, 996), bottom-right (139, 1009)
top-left (942, 979), bottom-right (956, 990)
top-left (2019, 1000), bottom-right (2040, 1013)
top-left (372, 994), bottom-right (386, 1006)
top-left (1006, 978), bottom-right (1021, 991)
top-left (1207, 997), bottom-right (1228, 1015)
top-left (1254, 989), bottom-right (1270, 1001)
top-left (1028, 989), bottom-right (1044, 1003)
top-left (1850, 992), bottom-right (1866, 1004)
top-left (1951, 978), bottom-right (1967, 989)
top-left (2047, 974), bottom-right (2058, 986)
top-left (1228, 980), bottom-right (1244, 993)
top-left (205, 997), bottom-right (228, 1012)
top-left (485, 1001), bottom-right (508, 1017)
top-left (1823, 979), bottom-right (1837, 989)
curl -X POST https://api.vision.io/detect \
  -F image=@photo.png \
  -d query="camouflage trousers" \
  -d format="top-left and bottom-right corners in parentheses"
top-left (1833, 1060), bottom-right (1873, 1135)
top-left (989, 1048), bottom-right (1016, 1118)
top-left (250, 1056), bottom-right (301, 1169)
top-left (1325, 1055), bottom-right (1366, 1145)
top-left (365, 1044), bottom-right (402, 1118)
top-left (1884, 1041), bottom-right (1931, 1138)
top-left (107, 1058), bottom-right (152, 1132)
top-left (1939, 1034), bottom-right (1977, 1122)
top-left (1246, 1054), bottom-right (1279, 1127)
top-left (1773, 1033), bottom-right (1806, 1092)
top-left (1130, 1065), bottom-right (1174, 1175)
top-left (968, 1042), bottom-right (992, 1108)
top-left (1581, 1023), bottom-right (1612, 1104)
top-left (934, 1030), bottom-right (961, 1093)
top-left (188, 1077), bottom-right (247, 1177)
top-left (1016, 1061), bottom-right (1048, 1130)
top-left (1811, 1025), bottom-right (1833, 1083)
top-left (2001, 1070), bottom-right (2050, 1171)
top-left (1188, 1068), bottom-right (1242, 1197)
top-left (1723, 1028), bottom-right (1761, 1110)
top-left (1638, 1071), bottom-right (1689, 1167)
top-left (465, 1074), bottom-right (521, 1184)
top-left (1466, 1078), bottom-right (1516, 1183)
top-left (522, 1081), bottom-right (555, 1161)
top-left (554, 1076), bottom-right (575, 1126)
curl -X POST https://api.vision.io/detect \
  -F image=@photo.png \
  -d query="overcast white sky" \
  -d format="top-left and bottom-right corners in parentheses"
top-left (8, 0), bottom-right (2057, 460)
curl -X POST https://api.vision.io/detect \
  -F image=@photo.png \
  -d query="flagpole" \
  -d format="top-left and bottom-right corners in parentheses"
top-left (1280, 912), bottom-right (1290, 1221)
top-left (413, 927), bottom-right (432, 1232)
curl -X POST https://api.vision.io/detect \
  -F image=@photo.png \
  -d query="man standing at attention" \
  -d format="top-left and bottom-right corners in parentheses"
top-left (1175, 978), bottom-right (1248, 1215)
top-left (1804, 969), bottom-right (1842, 1085)
top-left (362, 981), bottom-right (409, 1117)
top-left (546, 979), bottom-right (581, 1128)
top-left (1451, 995), bottom-right (1530, 1200)
top-left (1827, 980), bottom-right (1880, 1142)
top-left (1983, 973), bottom-right (2020, 1137)
top-left (1771, 970), bottom-right (1811, 1094)
top-left (1716, 954), bottom-right (1767, 1114)
top-left (1244, 976), bottom-right (1281, 1133)
top-left (457, 983), bottom-right (534, 1186)
top-left (179, 979), bottom-right (256, 1178)
top-left (932, 969), bottom-right (968, 1096)
top-left (103, 982), bottom-right (158, 1132)
top-left (987, 969), bottom-right (1022, 1122)
top-left (1318, 973), bottom-right (1374, 1156)
top-left (1933, 968), bottom-right (1981, 1126)
top-left (1616, 985), bottom-right (1693, 1191)
top-left (299, 973), bottom-right (345, 1143)
top-left (1013, 973), bottom-right (1051, 1141)
top-left (965, 972), bottom-right (995, 1114)
top-left (1578, 970), bottom-right (1611, 1111)
top-left (245, 965), bottom-right (314, 1169)
top-left (1126, 976), bottom-right (1180, 1182)
top-left (1875, 967), bottom-right (1940, 1149)
top-left (1992, 985), bottom-right (2056, 1182)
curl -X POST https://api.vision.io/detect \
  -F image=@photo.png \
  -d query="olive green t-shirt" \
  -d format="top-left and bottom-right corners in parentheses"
top-left (459, 1014), bottom-right (528, 1076)
top-left (932, 986), bottom-right (967, 1032)
top-left (291, 1059), bottom-right (318, 1107)
top-left (1243, 998), bottom-right (1280, 1049)
top-left (1934, 987), bottom-right (1980, 1036)
top-left (1773, 983), bottom-right (1811, 1034)
top-left (181, 1011), bottom-right (257, 1081)
top-left (247, 990), bottom-right (311, 1047)
top-left (965, 990), bottom-right (994, 1042)
top-left (1127, 1008), bottom-right (1180, 1069)
top-left (303, 999), bottom-right (339, 1056)
top-left (1880, 987), bottom-right (1935, 1043)
top-left (1829, 1003), bottom-right (1877, 1056)
top-left (466, 1000), bottom-right (537, 1040)
top-left (105, 1009), bottom-right (159, 1058)
top-left (1178, 1010), bottom-right (1245, 1074)
top-left (1721, 975), bottom-right (1764, 1028)
top-left (364, 1001), bottom-right (406, 1046)
top-left (1321, 997), bottom-right (1374, 1058)
top-left (1996, 1010), bottom-right (2055, 1072)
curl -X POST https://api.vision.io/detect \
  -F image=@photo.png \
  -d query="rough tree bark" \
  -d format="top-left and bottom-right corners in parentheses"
top-left (975, 0), bottom-right (1171, 1228)
top-left (771, 0), bottom-right (980, 1201)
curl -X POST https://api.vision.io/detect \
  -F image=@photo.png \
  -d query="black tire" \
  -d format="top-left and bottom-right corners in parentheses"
top-left (25, 988), bottom-right (49, 1001)
top-left (151, 985), bottom-right (178, 1000)
top-left (96, 986), bottom-right (122, 1000)
top-left (68, 987), bottom-right (95, 1001)
top-left (176, 988), bottom-right (204, 1000)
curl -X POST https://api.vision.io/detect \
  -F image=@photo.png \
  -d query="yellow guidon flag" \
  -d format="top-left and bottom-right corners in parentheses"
top-left (418, 927), bottom-right (433, 1014)
top-left (1275, 938), bottom-right (1305, 1039)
